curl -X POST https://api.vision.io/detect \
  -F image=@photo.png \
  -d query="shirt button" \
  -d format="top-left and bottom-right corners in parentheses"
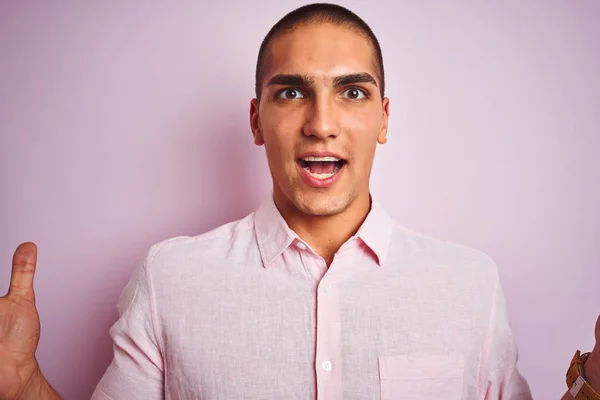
top-left (296, 242), bottom-right (307, 250)
top-left (321, 360), bottom-right (332, 372)
top-left (323, 285), bottom-right (330, 294)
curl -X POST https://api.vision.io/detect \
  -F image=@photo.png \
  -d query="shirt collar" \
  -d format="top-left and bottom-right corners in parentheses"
top-left (254, 196), bottom-right (394, 268)
top-left (254, 197), bottom-right (299, 268)
top-left (353, 199), bottom-right (394, 266)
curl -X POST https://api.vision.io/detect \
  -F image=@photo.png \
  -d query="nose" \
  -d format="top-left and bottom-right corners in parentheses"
top-left (302, 95), bottom-right (340, 139)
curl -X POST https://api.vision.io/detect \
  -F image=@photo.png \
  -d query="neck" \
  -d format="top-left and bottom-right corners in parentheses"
top-left (274, 192), bottom-right (371, 267)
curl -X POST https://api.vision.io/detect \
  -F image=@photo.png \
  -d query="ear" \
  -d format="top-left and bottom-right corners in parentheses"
top-left (250, 98), bottom-right (264, 146)
top-left (377, 97), bottom-right (390, 145)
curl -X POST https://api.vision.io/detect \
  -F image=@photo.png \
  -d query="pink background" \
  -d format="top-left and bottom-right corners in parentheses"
top-left (1, 1), bottom-right (599, 399)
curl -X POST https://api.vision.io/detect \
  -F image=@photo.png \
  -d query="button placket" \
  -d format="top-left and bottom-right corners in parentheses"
top-left (315, 271), bottom-right (343, 399)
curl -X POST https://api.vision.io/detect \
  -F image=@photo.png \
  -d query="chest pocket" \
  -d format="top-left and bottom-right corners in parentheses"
top-left (378, 355), bottom-right (465, 400)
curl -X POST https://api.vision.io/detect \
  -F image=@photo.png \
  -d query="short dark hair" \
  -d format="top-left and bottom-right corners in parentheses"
top-left (254, 3), bottom-right (385, 101)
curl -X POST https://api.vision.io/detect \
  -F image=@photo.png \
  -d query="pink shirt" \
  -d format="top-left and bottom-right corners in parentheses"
top-left (91, 197), bottom-right (532, 399)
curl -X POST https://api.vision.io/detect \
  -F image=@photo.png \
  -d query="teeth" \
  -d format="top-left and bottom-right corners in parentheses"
top-left (305, 170), bottom-right (335, 179)
top-left (302, 161), bottom-right (343, 180)
top-left (302, 156), bottom-right (340, 162)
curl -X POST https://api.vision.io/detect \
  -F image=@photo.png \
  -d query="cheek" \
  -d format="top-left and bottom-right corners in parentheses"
top-left (344, 103), bottom-right (381, 130)
top-left (343, 110), bottom-right (381, 154)
top-left (260, 121), bottom-right (299, 173)
top-left (261, 111), bottom-right (302, 153)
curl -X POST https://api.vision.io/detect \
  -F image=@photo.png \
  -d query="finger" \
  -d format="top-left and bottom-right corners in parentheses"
top-left (595, 314), bottom-right (600, 343)
top-left (8, 242), bottom-right (38, 302)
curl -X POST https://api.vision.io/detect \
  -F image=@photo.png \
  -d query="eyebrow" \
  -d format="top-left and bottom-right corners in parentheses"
top-left (266, 74), bottom-right (314, 87)
top-left (333, 73), bottom-right (378, 87)
top-left (266, 72), bottom-right (378, 88)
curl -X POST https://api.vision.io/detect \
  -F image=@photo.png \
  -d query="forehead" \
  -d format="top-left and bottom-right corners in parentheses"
top-left (265, 23), bottom-right (377, 82)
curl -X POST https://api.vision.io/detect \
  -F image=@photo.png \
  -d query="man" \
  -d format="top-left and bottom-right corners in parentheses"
top-left (1, 3), bottom-right (598, 399)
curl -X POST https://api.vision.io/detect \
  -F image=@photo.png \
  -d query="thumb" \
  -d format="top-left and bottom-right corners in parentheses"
top-left (595, 314), bottom-right (600, 344)
top-left (8, 242), bottom-right (38, 302)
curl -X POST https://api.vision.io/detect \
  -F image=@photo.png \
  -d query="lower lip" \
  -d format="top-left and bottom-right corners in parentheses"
top-left (296, 162), bottom-right (345, 188)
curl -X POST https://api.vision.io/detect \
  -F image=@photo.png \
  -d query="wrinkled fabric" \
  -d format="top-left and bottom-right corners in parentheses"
top-left (92, 197), bottom-right (532, 400)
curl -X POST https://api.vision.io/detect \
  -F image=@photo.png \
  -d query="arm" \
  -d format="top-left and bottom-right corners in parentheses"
top-left (1, 242), bottom-right (164, 400)
top-left (91, 247), bottom-right (165, 399)
top-left (561, 315), bottom-right (600, 399)
top-left (480, 276), bottom-right (533, 399)
top-left (17, 366), bottom-right (61, 400)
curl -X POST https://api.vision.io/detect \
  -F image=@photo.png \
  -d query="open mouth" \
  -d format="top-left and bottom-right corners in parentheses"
top-left (297, 156), bottom-right (346, 180)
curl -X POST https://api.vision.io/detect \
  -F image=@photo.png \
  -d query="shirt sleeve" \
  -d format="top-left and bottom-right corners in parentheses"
top-left (482, 277), bottom-right (533, 400)
top-left (91, 250), bottom-right (164, 399)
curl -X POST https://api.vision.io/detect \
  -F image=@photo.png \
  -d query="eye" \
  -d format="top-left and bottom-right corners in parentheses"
top-left (278, 88), bottom-right (305, 100)
top-left (342, 88), bottom-right (367, 100)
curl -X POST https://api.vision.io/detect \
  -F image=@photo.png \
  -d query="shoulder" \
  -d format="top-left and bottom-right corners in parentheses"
top-left (144, 212), bottom-right (257, 271)
top-left (389, 221), bottom-right (500, 283)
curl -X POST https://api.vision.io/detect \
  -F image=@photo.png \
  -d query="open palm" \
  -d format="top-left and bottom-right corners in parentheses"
top-left (588, 314), bottom-right (600, 390)
top-left (0, 243), bottom-right (42, 400)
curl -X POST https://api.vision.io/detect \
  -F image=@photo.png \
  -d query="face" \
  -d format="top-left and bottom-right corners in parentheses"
top-left (250, 23), bottom-right (389, 217)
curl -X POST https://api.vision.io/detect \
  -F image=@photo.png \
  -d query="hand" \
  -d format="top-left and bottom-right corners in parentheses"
top-left (0, 243), bottom-right (42, 399)
top-left (584, 315), bottom-right (600, 391)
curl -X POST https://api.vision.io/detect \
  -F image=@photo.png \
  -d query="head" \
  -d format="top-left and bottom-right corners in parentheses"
top-left (249, 3), bottom-right (389, 218)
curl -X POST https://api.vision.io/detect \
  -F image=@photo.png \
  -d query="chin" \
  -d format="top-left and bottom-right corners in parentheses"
top-left (293, 192), bottom-right (352, 217)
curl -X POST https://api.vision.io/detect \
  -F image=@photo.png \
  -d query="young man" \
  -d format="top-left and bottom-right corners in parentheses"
top-left (1, 3), bottom-right (598, 400)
